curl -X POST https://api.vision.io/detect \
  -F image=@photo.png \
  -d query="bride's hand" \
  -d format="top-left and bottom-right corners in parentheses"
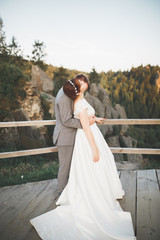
top-left (89, 115), bottom-right (96, 125)
top-left (93, 148), bottom-right (99, 162)
top-left (95, 117), bottom-right (105, 124)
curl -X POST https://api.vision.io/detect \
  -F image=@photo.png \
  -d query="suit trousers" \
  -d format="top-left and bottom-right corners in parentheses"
top-left (57, 145), bottom-right (74, 193)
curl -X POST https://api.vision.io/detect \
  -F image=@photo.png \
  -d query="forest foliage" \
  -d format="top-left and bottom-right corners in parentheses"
top-left (99, 66), bottom-right (160, 119)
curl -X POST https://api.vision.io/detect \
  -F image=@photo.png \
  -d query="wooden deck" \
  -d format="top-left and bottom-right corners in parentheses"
top-left (0, 169), bottom-right (160, 240)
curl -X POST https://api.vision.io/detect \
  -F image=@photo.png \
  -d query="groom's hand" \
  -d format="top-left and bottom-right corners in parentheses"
top-left (89, 116), bottom-right (96, 125)
top-left (95, 117), bottom-right (105, 124)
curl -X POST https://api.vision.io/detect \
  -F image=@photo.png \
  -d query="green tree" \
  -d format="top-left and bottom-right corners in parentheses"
top-left (89, 67), bottom-right (100, 84)
top-left (0, 18), bottom-right (28, 71)
top-left (8, 36), bottom-right (23, 58)
top-left (31, 40), bottom-right (47, 70)
top-left (0, 17), bottom-right (8, 57)
top-left (52, 66), bottom-right (69, 96)
top-left (6, 36), bottom-right (25, 69)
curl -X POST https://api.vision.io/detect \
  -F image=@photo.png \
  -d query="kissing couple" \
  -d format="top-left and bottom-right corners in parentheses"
top-left (30, 74), bottom-right (136, 240)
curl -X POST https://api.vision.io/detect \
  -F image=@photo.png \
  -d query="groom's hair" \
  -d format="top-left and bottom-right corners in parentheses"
top-left (75, 73), bottom-right (90, 89)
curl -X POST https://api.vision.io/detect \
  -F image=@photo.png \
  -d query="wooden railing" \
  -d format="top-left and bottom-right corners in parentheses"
top-left (0, 119), bottom-right (160, 159)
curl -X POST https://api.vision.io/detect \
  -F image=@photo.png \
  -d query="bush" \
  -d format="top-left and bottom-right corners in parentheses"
top-left (0, 62), bottom-right (29, 111)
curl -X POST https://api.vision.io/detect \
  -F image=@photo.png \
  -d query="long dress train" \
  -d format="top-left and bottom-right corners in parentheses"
top-left (30, 98), bottom-right (136, 240)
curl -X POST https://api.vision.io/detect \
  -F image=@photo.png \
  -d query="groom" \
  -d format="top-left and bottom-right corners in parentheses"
top-left (53, 74), bottom-right (95, 194)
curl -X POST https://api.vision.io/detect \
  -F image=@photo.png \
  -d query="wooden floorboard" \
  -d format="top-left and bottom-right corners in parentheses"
top-left (0, 179), bottom-right (58, 240)
top-left (136, 169), bottom-right (160, 240)
top-left (119, 170), bottom-right (137, 233)
top-left (0, 170), bottom-right (160, 240)
top-left (0, 181), bottom-right (49, 232)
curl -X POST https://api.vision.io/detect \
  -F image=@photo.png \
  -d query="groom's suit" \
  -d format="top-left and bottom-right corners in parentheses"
top-left (53, 87), bottom-right (82, 192)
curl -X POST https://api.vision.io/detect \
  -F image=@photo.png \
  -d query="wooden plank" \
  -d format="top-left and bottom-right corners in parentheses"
top-left (25, 180), bottom-right (59, 240)
top-left (0, 181), bottom-right (48, 216)
top-left (1, 147), bottom-right (160, 159)
top-left (0, 180), bottom-right (50, 232)
top-left (137, 169), bottom-right (160, 240)
top-left (25, 198), bottom-right (59, 240)
top-left (0, 146), bottom-right (58, 159)
top-left (0, 120), bottom-right (56, 127)
top-left (0, 184), bottom-right (27, 215)
top-left (119, 171), bottom-right (137, 233)
top-left (0, 184), bottom-right (20, 199)
top-left (111, 147), bottom-right (160, 155)
top-left (0, 119), bottom-right (160, 128)
top-left (0, 179), bottom-right (58, 240)
top-left (25, 179), bottom-right (58, 219)
top-left (101, 119), bottom-right (160, 125)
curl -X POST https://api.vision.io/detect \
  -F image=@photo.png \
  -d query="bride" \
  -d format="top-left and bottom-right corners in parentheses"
top-left (30, 77), bottom-right (136, 240)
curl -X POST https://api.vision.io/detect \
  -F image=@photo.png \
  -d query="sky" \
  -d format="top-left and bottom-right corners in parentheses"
top-left (0, 0), bottom-right (160, 73)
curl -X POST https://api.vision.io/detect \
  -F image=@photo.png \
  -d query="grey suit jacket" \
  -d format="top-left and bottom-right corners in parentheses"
top-left (53, 87), bottom-right (82, 146)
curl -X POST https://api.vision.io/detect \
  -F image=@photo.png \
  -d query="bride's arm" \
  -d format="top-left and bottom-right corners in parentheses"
top-left (79, 109), bottom-right (99, 162)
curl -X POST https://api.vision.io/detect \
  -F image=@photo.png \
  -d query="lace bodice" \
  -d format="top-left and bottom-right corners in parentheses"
top-left (74, 98), bottom-right (95, 119)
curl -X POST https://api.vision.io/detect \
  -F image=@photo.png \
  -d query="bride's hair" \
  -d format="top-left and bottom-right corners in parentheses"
top-left (63, 78), bottom-right (81, 100)
top-left (63, 73), bottom-right (89, 100)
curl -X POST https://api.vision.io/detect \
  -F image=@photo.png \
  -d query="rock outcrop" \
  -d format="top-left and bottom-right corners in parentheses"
top-left (114, 104), bottom-right (129, 135)
top-left (40, 92), bottom-right (55, 119)
top-left (12, 108), bottom-right (46, 149)
top-left (19, 80), bottom-right (44, 121)
top-left (0, 108), bottom-right (47, 150)
top-left (155, 70), bottom-right (160, 93)
top-left (31, 65), bottom-right (54, 94)
top-left (85, 92), bottom-right (105, 117)
top-left (120, 135), bottom-right (143, 163)
top-left (19, 65), bottom-right (55, 122)
top-left (19, 65), bottom-right (55, 140)
top-left (107, 136), bottom-right (123, 161)
top-left (85, 84), bottom-right (114, 137)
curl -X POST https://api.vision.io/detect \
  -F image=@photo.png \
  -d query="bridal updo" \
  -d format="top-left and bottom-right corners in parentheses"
top-left (63, 74), bottom-right (90, 100)
top-left (63, 78), bottom-right (81, 100)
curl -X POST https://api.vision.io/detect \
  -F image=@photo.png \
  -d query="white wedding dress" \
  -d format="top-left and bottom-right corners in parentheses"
top-left (30, 98), bottom-right (136, 240)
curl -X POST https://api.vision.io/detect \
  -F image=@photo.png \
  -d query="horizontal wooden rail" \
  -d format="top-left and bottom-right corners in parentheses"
top-left (0, 120), bottom-right (56, 127)
top-left (0, 119), bottom-right (160, 159)
top-left (111, 147), bottom-right (160, 154)
top-left (0, 147), bottom-right (160, 159)
top-left (0, 119), bottom-right (160, 127)
top-left (101, 119), bottom-right (160, 125)
top-left (0, 147), bottom-right (58, 159)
